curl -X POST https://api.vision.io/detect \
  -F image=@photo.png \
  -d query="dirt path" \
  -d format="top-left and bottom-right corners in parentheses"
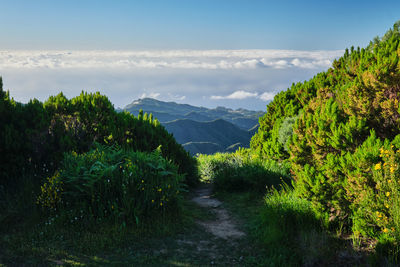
top-left (191, 185), bottom-right (245, 240)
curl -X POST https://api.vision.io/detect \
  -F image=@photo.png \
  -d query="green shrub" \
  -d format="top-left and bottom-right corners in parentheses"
top-left (252, 21), bottom-right (400, 232)
top-left (0, 86), bottom-right (198, 190)
top-left (197, 149), bottom-right (291, 192)
top-left (37, 144), bottom-right (185, 226)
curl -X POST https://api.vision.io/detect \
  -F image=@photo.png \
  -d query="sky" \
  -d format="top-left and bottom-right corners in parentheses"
top-left (0, 0), bottom-right (399, 110)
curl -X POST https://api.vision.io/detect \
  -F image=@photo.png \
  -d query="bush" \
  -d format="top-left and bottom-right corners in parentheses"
top-left (197, 149), bottom-right (291, 192)
top-left (37, 144), bottom-right (185, 226)
top-left (0, 86), bottom-right (198, 190)
top-left (252, 21), bottom-right (400, 234)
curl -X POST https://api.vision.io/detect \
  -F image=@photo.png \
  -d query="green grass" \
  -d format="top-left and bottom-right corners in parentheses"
top-left (216, 186), bottom-right (368, 266)
top-left (0, 183), bottom-right (268, 266)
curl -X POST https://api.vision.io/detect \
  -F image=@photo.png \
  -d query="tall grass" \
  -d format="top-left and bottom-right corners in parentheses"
top-left (255, 184), bottom-right (333, 266)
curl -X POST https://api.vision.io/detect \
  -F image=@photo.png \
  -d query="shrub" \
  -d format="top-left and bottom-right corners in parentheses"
top-left (37, 144), bottom-right (185, 226)
top-left (0, 87), bottom-right (198, 190)
top-left (197, 149), bottom-right (291, 192)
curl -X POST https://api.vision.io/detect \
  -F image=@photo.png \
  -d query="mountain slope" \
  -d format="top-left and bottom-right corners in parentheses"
top-left (122, 98), bottom-right (264, 154)
top-left (123, 98), bottom-right (264, 130)
top-left (163, 119), bottom-right (255, 155)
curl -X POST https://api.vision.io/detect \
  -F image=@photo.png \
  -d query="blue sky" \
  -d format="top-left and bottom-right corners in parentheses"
top-left (2, 0), bottom-right (399, 50)
top-left (1, 0), bottom-right (399, 110)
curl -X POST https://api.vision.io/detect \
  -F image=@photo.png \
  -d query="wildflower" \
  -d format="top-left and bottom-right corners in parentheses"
top-left (392, 227), bottom-right (395, 232)
top-left (390, 166), bottom-right (395, 173)
top-left (142, 180), bottom-right (144, 183)
top-left (160, 202), bottom-right (163, 206)
top-left (152, 199), bottom-right (154, 203)
top-left (388, 179), bottom-right (392, 184)
top-left (375, 163), bottom-right (382, 170)
top-left (383, 228), bottom-right (389, 233)
top-left (385, 204), bottom-right (390, 209)
top-left (142, 188), bottom-right (144, 191)
top-left (386, 192), bottom-right (391, 197)
top-left (158, 188), bottom-right (162, 192)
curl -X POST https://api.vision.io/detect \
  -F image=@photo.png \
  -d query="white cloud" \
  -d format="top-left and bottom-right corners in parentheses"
top-left (139, 92), bottom-right (160, 99)
top-left (211, 90), bottom-right (259, 100)
top-left (259, 92), bottom-right (276, 101)
top-left (0, 49), bottom-right (343, 71)
top-left (211, 90), bottom-right (277, 101)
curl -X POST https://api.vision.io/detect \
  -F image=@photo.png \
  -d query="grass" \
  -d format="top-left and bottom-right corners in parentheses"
top-left (0, 182), bottom-right (268, 266)
top-left (216, 186), bottom-right (368, 266)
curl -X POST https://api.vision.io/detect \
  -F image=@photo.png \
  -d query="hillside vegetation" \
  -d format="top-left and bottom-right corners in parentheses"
top-left (0, 85), bottom-right (200, 264)
top-left (2, 21), bottom-right (400, 266)
top-left (250, 21), bottom-right (400, 257)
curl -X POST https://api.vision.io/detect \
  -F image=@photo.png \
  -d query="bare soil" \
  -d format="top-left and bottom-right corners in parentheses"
top-left (191, 185), bottom-right (245, 240)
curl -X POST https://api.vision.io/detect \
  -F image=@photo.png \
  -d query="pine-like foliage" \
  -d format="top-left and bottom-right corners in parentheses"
top-left (0, 88), bottom-right (198, 189)
top-left (252, 21), bottom-right (400, 238)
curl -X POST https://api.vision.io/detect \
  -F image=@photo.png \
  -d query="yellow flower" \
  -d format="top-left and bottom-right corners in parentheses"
top-left (152, 199), bottom-right (154, 203)
top-left (111, 205), bottom-right (114, 210)
top-left (388, 179), bottom-right (392, 184)
top-left (142, 188), bottom-right (144, 191)
top-left (390, 166), bottom-right (395, 173)
top-left (375, 163), bottom-right (382, 170)
top-left (160, 202), bottom-right (163, 206)
top-left (142, 180), bottom-right (144, 183)
top-left (168, 184), bottom-right (171, 188)
top-left (386, 192), bottom-right (391, 197)
top-left (385, 204), bottom-right (390, 209)
top-left (392, 227), bottom-right (395, 232)
top-left (383, 228), bottom-right (389, 233)
top-left (158, 188), bottom-right (162, 192)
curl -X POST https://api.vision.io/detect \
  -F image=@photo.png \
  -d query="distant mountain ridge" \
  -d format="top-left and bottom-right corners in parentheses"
top-left (122, 98), bottom-right (265, 155)
top-left (123, 98), bottom-right (264, 130)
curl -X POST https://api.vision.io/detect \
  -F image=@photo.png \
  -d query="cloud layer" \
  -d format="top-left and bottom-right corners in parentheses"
top-left (0, 49), bottom-right (343, 111)
top-left (0, 49), bottom-right (342, 70)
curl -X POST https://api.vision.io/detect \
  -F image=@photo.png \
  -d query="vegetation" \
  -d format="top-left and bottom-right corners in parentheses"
top-left (37, 144), bottom-right (185, 227)
top-left (250, 20), bottom-right (400, 262)
top-left (0, 84), bottom-right (199, 264)
top-left (2, 20), bottom-right (400, 266)
top-left (197, 148), bottom-right (290, 192)
top-left (0, 87), bottom-right (197, 190)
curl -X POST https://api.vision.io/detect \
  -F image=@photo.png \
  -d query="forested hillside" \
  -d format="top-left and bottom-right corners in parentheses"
top-left (252, 21), bottom-right (400, 243)
top-left (164, 119), bottom-right (255, 155)
top-left (123, 98), bottom-right (264, 154)
top-left (123, 98), bottom-right (264, 130)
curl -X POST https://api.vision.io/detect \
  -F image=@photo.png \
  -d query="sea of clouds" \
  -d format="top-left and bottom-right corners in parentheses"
top-left (0, 49), bottom-right (342, 110)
